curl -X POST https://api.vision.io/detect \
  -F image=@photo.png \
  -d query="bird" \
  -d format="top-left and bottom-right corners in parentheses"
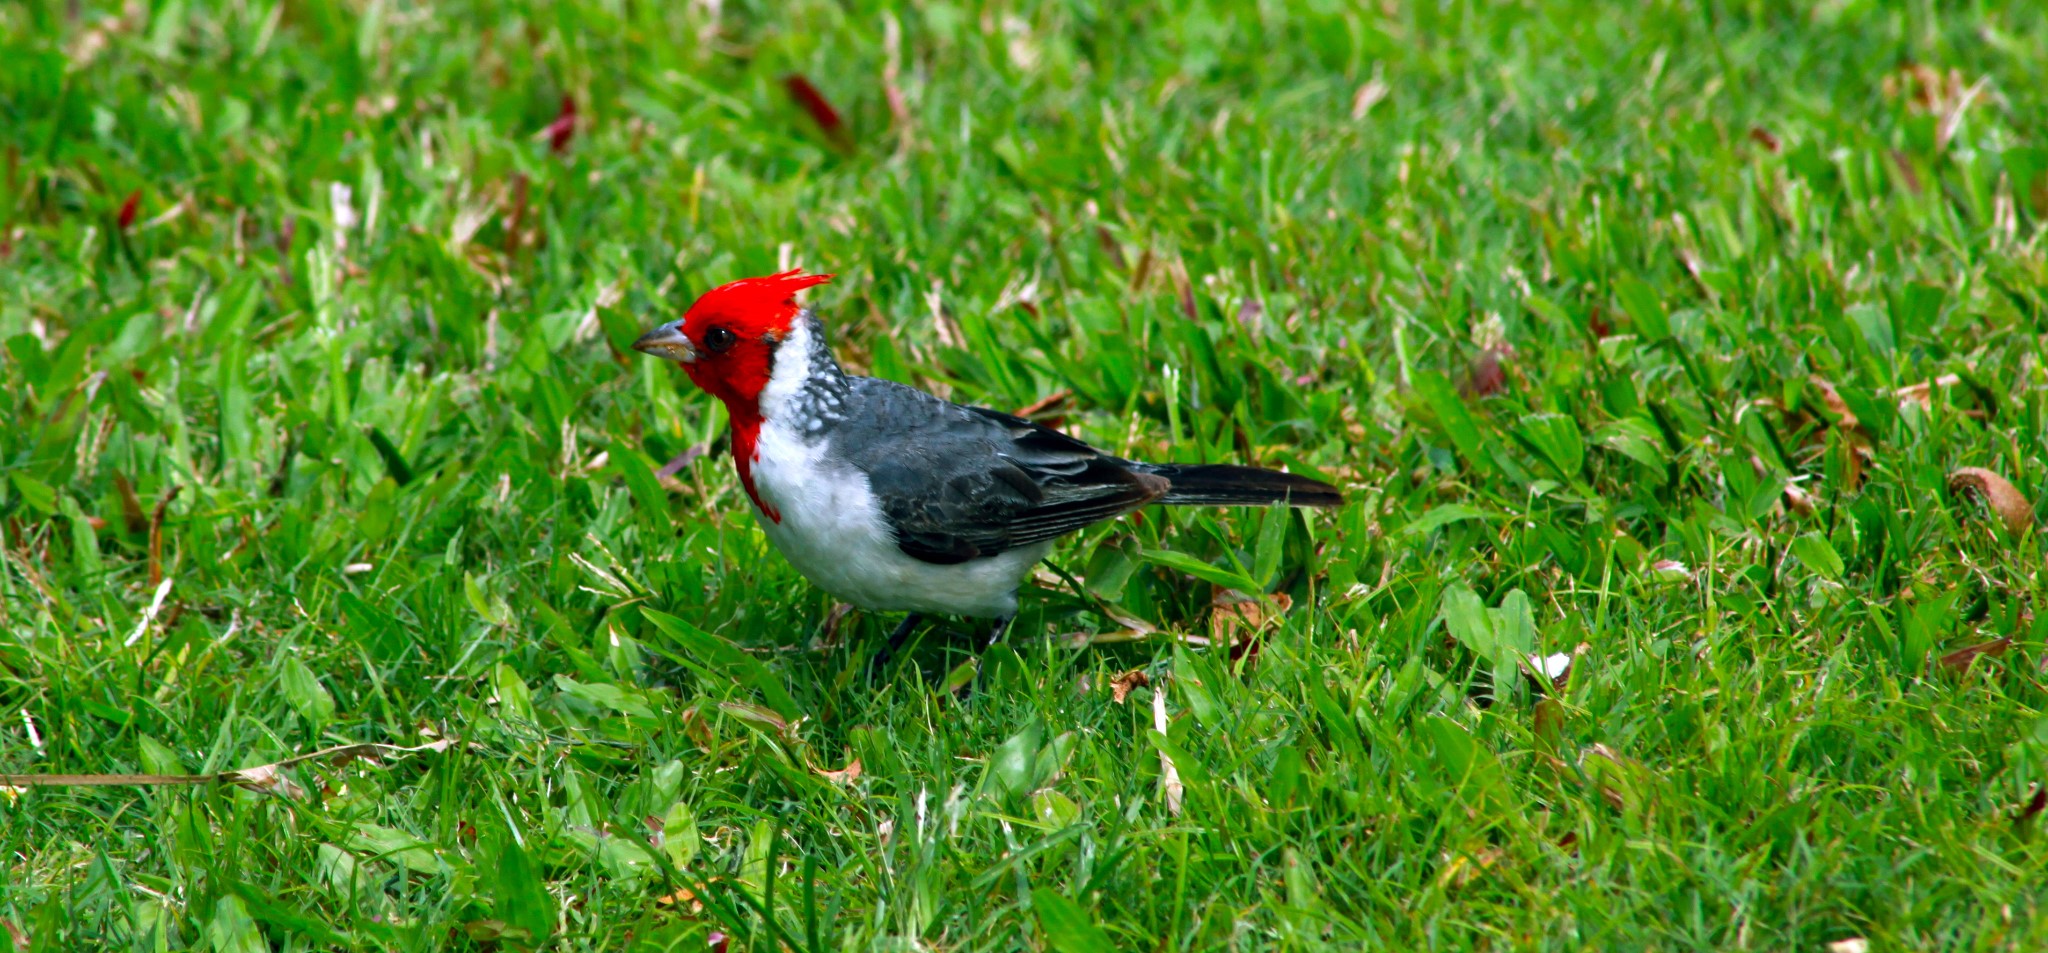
top-left (632, 269), bottom-right (1343, 658)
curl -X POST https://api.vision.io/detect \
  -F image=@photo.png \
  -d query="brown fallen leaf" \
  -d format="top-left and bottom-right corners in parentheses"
top-left (1747, 126), bottom-right (1781, 153)
top-left (1210, 590), bottom-right (1291, 667)
top-left (655, 885), bottom-right (705, 914)
top-left (1894, 373), bottom-right (1961, 410)
top-left (1948, 467), bottom-right (2033, 534)
top-left (0, 738), bottom-right (461, 798)
top-left (1782, 482), bottom-right (1816, 517)
top-left (1109, 669), bottom-right (1149, 704)
top-left (814, 758), bottom-right (862, 785)
top-left (1937, 636), bottom-right (2012, 671)
top-left (1012, 389), bottom-right (1072, 428)
top-left (1808, 376), bottom-right (1860, 432)
top-left (2015, 785), bottom-right (2047, 824)
top-left (113, 473), bottom-right (148, 535)
top-left (148, 484), bottom-right (181, 587)
top-left (1350, 74), bottom-right (1389, 119)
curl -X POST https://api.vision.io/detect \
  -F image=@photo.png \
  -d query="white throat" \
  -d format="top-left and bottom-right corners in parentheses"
top-left (758, 315), bottom-right (816, 426)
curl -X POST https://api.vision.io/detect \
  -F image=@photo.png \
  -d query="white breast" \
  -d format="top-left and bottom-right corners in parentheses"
top-left (743, 320), bottom-right (1045, 618)
top-left (747, 421), bottom-right (1046, 617)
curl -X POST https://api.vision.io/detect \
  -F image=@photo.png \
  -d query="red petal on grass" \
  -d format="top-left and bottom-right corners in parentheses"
top-left (545, 96), bottom-right (578, 154)
top-left (784, 74), bottom-right (852, 153)
top-left (117, 190), bottom-right (141, 231)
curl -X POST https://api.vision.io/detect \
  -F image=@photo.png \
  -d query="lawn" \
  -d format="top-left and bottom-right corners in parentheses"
top-left (4, 0), bottom-right (2048, 949)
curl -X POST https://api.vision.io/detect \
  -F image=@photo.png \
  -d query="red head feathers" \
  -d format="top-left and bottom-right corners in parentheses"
top-left (682, 269), bottom-right (835, 338)
top-left (669, 268), bottom-right (835, 415)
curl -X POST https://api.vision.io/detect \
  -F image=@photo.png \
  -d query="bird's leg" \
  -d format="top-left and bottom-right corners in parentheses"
top-left (979, 615), bottom-right (1012, 652)
top-left (869, 613), bottom-right (924, 672)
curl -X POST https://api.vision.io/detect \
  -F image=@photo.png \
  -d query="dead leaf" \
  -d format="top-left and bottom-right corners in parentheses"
top-left (815, 602), bottom-right (855, 649)
top-left (148, 484), bottom-right (181, 587)
top-left (1350, 74), bottom-right (1389, 119)
top-left (814, 758), bottom-right (862, 785)
top-left (1109, 669), bottom-right (1149, 704)
top-left (113, 473), bottom-right (147, 534)
top-left (0, 738), bottom-right (460, 798)
top-left (1436, 844), bottom-right (1503, 888)
top-left (463, 920), bottom-right (533, 943)
top-left (1012, 389), bottom-right (1072, 428)
top-left (1937, 636), bottom-right (2012, 671)
top-left (221, 763), bottom-right (306, 799)
top-left (1154, 689), bottom-right (1182, 817)
top-left (1948, 467), bottom-right (2033, 535)
top-left (1210, 591), bottom-right (1290, 667)
top-left (1808, 376), bottom-right (1860, 432)
top-left (1894, 373), bottom-right (1961, 410)
top-left (716, 701), bottom-right (788, 733)
top-left (1747, 126), bottom-right (1781, 153)
top-left (2015, 785), bottom-right (2047, 824)
top-left (655, 886), bottom-right (705, 914)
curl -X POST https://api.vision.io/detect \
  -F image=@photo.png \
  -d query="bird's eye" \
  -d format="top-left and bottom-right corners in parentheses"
top-left (703, 326), bottom-right (737, 353)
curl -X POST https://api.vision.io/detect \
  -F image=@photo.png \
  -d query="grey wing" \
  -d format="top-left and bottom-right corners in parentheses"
top-left (837, 382), bottom-right (1166, 565)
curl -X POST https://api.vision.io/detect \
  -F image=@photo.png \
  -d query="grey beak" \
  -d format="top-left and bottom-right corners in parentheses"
top-left (632, 323), bottom-right (697, 363)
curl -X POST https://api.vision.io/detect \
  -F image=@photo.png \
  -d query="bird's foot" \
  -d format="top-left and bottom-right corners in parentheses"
top-left (867, 612), bottom-right (924, 675)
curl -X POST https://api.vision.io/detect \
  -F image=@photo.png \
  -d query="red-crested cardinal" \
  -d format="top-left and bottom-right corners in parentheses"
top-left (633, 270), bottom-right (1342, 652)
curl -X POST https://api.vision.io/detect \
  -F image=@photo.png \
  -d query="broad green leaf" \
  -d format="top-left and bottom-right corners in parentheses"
top-left (204, 895), bottom-right (268, 953)
top-left (491, 663), bottom-right (535, 723)
top-left (489, 830), bottom-right (555, 941)
top-left (1252, 502), bottom-right (1289, 588)
top-left (9, 473), bottom-right (57, 515)
top-left (1593, 417), bottom-right (1668, 469)
top-left (1145, 730), bottom-right (1213, 786)
top-left (1412, 370), bottom-right (1487, 467)
top-left (464, 572), bottom-right (513, 627)
top-left (1032, 889), bottom-right (1114, 953)
top-left (278, 656), bottom-right (336, 724)
top-left (138, 736), bottom-right (184, 776)
top-left (1440, 586), bottom-right (1498, 664)
top-left (1790, 532), bottom-right (1845, 581)
top-left (60, 494), bottom-right (102, 577)
top-left (347, 823), bottom-right (449, 873)
top-left (1616, 275), bottom-right (1670, 341)
top-left (991, 723), bottom-right (1044, 799)
top-left (1400, 504), bottom-right (1496, 536)
top-left (1421, 715), bottom-right (1516, 820)
top-left (1518, 412), bottom-right (1585, 478)
top-left (554, 675), bottom-right (656, 719)
top-left (660, 801), bottom-right (699, 869)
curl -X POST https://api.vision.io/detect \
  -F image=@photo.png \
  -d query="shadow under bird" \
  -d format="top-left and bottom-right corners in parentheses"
top-left (633, 270), bottom-right (1343, 658)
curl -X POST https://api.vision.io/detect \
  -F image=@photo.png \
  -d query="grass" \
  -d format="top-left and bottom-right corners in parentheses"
top-left (4, 0), bottom-right (2048, 948)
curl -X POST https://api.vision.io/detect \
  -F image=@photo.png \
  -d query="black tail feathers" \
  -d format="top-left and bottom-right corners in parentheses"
top-left (1138, 463), bottom-right (1344, 508)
